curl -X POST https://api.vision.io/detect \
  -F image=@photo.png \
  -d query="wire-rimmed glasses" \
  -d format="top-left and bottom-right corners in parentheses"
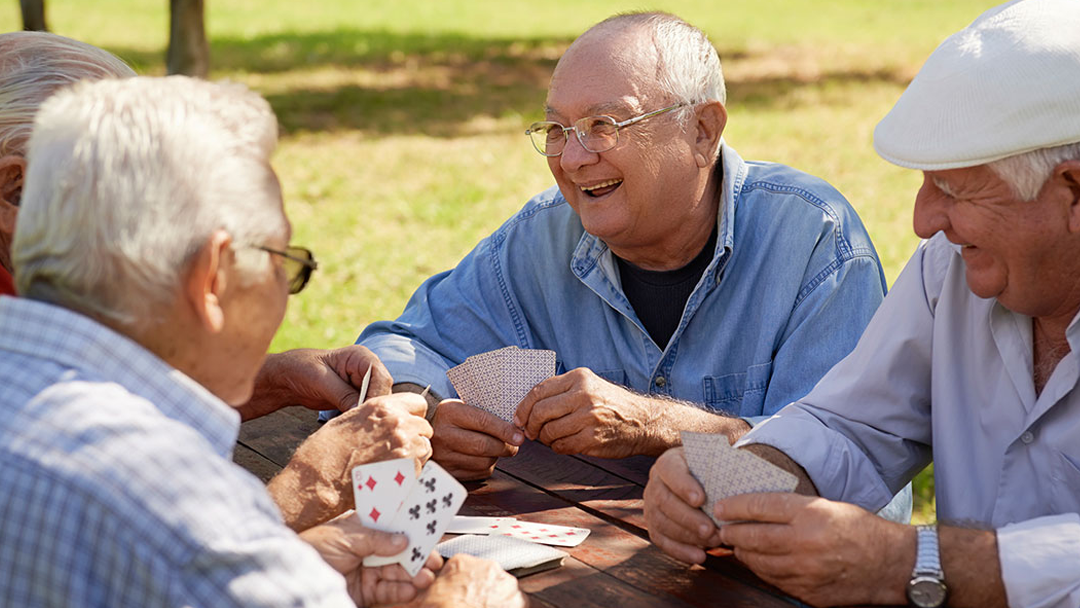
top-left (258, 245), bottom-right (318, 294)
top-left (525, 103), bottom-right (687, 157)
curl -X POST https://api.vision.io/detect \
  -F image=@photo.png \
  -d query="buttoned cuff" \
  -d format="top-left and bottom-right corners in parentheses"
top-left (997, 513), bottom-right (1080, 608)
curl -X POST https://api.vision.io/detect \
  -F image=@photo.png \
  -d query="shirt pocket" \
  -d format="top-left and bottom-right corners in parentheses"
top-left (594, 368), bottom-right (629, 388)
top-left (1050, 450), bottom-right (1080, 512)
top-left (702, 361), bottom-right (773, 416)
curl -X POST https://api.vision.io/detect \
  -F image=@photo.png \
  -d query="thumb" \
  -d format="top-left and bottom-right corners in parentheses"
top-left (319, 373), bottom-right (361, 412)
top-left (332, 517), bottom-right (409, 558)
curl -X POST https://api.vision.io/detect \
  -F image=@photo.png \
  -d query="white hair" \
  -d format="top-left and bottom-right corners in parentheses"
top-left (592, 12), bottom-right (726, 115)
top-left (0, 31), bottom-right (135, 158)
top-left (13, 76), bottom-right (286, 327)
top-left (988, 141), bottom-right (1080, 202)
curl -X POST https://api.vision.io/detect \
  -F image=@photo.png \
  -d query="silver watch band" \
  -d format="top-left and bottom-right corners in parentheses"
top-left (913, 524), bottom-right (944, 578)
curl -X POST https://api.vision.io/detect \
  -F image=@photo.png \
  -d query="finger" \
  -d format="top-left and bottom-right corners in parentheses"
top-left (649, 526), bottom-right (708, 564)
top-left (654, 448), bottom-right (706, 507)
top-left (648, 483), bottom-right (716, 544)
top-left (352, 527), bottom-right (410, 558)
top-left (522, 391), bottom-right (580, 441)
top-left (513, 372), bottom-right (576, 430)
top-left (714, 492), bottom-right (812, 525)
top-left (424, 550), bottom-right (444, 573)
top-left (435, 422), bottom-right (517, 459)
top-left (719, 521), bottom-right (799, 556)
top-left (433, 450), bottom-right (499, 479)
top-left (440, 400), bottom-right (523, 447)
top-left (333, 346), bottom-right (393, 398)
top-left (731, 546), bottom-right (805, 582)
top-left (547, 427), bottom-right (593, 454)
top-left (374, 392), bottom-right (429, 418)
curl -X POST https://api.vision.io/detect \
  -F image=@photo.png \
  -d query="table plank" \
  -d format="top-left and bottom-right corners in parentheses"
top-left (237, 405), bottom-right (319, 467)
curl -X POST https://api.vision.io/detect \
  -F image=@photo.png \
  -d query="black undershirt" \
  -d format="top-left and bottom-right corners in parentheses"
top-left (615, 224), bottom-right (719, 350)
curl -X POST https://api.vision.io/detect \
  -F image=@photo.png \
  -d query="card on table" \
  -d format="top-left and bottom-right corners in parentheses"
top-left (445, 515), bottom-right (511, 535)
top-left (446, 346), bottom-right (557, 423)
top-left (436, 534), bottom-right (568, 578)
top-left (489, 519), bottom-right (590, 547)
top-left (680, 431), bottom-right (798, 526)
top-left (352, 458), bottom-right (415, 530)
top-left (362, 460), bottom-right (468, 577)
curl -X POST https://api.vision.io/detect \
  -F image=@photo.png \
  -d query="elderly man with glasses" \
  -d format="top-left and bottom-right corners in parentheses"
top-left (354, 9), bottom-right (904, 509)
top-left (0, 75), bottom-right (525, 608)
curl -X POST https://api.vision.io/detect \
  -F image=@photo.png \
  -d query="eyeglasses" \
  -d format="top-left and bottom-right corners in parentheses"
top-left (257, 245), bottom-right (318, 294)
top-left (525, 103), bottom-right (687, 157)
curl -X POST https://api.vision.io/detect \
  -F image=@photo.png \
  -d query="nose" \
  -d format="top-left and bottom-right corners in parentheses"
top-left (912, 172), bottom-right (952, 239)
top-left (557, 128), bottom-right (600, 174)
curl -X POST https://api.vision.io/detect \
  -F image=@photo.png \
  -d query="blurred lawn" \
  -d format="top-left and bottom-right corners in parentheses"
top-left (1, 0), bottom-right (1001, 522)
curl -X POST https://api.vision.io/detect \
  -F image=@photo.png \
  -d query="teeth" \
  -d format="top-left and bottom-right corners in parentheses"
top-left (580, 179), bottom-right (622, 192)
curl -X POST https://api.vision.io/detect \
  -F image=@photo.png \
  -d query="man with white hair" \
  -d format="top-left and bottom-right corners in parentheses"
top-left (644, 1), bottom-right (1080, 606)
top-left (355, 12), bottom-right (902, 506)
top-left (0, 76), bottom-right (524, 608)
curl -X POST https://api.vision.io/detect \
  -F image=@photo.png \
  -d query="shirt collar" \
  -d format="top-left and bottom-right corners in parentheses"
top-left (0, 297), bottom-right (239, 456)
top-left (570, 140), bottom-right (747, 285)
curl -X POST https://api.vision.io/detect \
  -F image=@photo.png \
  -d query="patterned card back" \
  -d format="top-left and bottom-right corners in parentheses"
top-left (681, 431), bottom-right (798, 526)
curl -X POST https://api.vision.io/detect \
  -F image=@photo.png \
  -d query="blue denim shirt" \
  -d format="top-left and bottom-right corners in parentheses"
top-left (359, 144), bottom-right (887, 420)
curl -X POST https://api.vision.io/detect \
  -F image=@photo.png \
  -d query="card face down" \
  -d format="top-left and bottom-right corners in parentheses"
top-left (352, 458), bottom-right (415, 530)
top-left (680, 431), bottom-right (798, 526)
top-left (436, 534), bottom-right (568, 578)
top-left (362, 460), bottom-right (467, 577)
top-left (445, 346), bottom-right (557, 423)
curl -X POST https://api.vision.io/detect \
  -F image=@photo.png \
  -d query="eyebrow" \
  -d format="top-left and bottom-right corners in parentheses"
top-left (545, 100), bottom-right (639, 120)
top-left (931, 176), bottom-right (957, 197)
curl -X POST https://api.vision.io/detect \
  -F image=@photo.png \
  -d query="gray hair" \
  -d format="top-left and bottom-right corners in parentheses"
top-left (0, 31), bottom-right (135, 158)
top-left (591, 12), bottom-right (726, 116)
top-left (988, 141), bottom-right (1080, 202)
top-left (13, 76), bottom-right (286, 327)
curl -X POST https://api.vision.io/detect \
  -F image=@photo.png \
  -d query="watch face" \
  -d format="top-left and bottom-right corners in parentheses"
top-left (908, 577), bottom-right (948, 608)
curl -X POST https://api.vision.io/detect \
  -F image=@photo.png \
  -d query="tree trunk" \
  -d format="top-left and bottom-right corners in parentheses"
top-left (166, 0), bottom-right (209, 78)
top-left (20, 0), bottom-right (48, 31)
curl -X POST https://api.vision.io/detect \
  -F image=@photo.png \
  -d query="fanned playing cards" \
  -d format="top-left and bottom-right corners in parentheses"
top-left (445, 515), bottom-right (590, 547)
top-left (680, 431), bottom-right (798, 526)
top-left (446, 346), bottom-right (557, 422)
top-left (353, 458), bottom-right (467, 576)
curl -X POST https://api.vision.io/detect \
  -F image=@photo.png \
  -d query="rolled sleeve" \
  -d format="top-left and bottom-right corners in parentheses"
top-left (997, 514), bottom-right (1080, 608)
top-left (359, 332), bottom-right (456, 399)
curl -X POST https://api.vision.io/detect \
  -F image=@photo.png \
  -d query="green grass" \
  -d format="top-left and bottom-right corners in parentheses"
top-left (1, 0), bottom-right (1001, 523)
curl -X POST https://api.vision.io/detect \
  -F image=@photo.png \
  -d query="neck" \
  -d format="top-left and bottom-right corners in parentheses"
top-left (1033, 315), bottom-right (1074, 395)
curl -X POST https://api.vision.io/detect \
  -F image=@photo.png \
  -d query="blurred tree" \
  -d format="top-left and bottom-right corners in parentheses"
top-left (167, 0), bottom-right (209, 77)
top-left (20, 0), bottom-right (47, 31)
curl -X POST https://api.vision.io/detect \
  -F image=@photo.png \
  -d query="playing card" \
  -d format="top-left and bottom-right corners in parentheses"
top-left (357, 363), bottom-right (372, 403)
top-left (490, 519), bottom-right (590, 547)
top-left (464, 347), bottom-right (517, 419)
top-left (363, 461), bottom-right (467, 577)
top-left (681, 431), bottom-right (798, 526)
top-left (447, 360), bottom-right (476, 403)
top-left (445, 515), bottom-right (511, 534)
top-left (437, 534), bottom-right (568, 577)
top-left (351, 458), bottom-right (415, 530)
top-left (497, 348), bottom-right (556, 422)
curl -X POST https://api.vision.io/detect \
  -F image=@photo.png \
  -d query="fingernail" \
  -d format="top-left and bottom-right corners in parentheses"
top-left (511, 432), bottom-right (524, 445)
top-left (699, 523), bottom-right (711, 537)
top-left (688, 490), bottom-right (701, 504)
top-left (713, 503), bottom-right (724, 518)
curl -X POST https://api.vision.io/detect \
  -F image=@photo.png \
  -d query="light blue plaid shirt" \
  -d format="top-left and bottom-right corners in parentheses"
top-left (0, 296), bottom-right (351, 607)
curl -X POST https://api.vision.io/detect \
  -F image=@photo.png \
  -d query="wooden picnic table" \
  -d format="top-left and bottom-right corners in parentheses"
top-left (235, 406), bottom-right (802, 608)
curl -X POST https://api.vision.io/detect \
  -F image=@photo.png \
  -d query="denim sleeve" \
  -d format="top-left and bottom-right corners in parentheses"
top-left (358, 235), bottom-right (528, 400)
top-left (759, 253), bottom-right (886, 416)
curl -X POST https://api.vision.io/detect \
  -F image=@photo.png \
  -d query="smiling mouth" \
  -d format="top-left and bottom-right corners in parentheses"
top-left (580, 179), bottom-right (622, 198)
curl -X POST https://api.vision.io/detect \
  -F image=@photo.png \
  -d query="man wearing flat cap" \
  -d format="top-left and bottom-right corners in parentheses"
top-left (644, 1), bottom-right (1080, 606)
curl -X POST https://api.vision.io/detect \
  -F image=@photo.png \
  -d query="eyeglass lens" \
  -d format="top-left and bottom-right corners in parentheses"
top-left (282, 247), bottom-right (315, 294)
top-left (529, 116), bottom-right (619, 156)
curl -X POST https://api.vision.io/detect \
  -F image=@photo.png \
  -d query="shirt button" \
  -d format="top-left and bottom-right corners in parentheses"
top-left (1020, 431), bottom-right (1035, 444)
top-left (655, 376), bottom-right (667, 388)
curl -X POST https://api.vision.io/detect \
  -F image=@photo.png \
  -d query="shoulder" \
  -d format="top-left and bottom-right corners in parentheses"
top-left (738, 161), bottom-right (869, 241)
top-left (481, 185), bottom-right (584, 259)
top-left (7, 379), bottom-right (282, 561)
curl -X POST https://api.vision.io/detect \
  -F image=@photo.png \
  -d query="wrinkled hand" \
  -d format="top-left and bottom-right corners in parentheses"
top-left (242, 346), bottom-right (393, 420)
top-left (405, 554), bottom-right (527, 608)
top-left (272, 392), bottom-right (433, 529)
top-left (431, 399), bottom-right (522, 481)
top-left (299, 516), bottom-right (442, 607)
top-left (644, 447), bottom-right (721, 564)
top-left (514, 368), bottom-right (661, 458)
top-left (716, 493), bottom-right (910, 607)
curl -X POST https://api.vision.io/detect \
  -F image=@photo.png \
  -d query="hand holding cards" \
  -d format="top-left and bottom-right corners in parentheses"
top-left (353, 458), bottom-right (467, 576)
top-left (447, 346), bottom-right (556, 422)
top-left (680, 431), bottom-right (798, 526)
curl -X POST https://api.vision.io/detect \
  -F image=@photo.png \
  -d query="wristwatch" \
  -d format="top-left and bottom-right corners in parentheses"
top-left (907, 524), bottom-right (948, 608)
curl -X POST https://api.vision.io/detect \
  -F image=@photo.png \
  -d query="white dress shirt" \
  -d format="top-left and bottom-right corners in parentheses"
top-left (739, 233), bottom-right (1080, 608)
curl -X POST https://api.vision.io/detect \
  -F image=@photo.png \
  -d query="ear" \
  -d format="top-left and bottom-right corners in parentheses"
top-left (692, 101), bottom-right (727, 168)
top-left (0, 155), bottom-right (26, 236)
top-left (1055, 160), bottom-right (1080, 234)
top-left (183, 230), bottom-right (232, 334)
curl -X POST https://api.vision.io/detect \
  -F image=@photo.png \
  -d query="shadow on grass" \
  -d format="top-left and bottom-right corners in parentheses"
top-left (103, 28), bottom-right (913, 137)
